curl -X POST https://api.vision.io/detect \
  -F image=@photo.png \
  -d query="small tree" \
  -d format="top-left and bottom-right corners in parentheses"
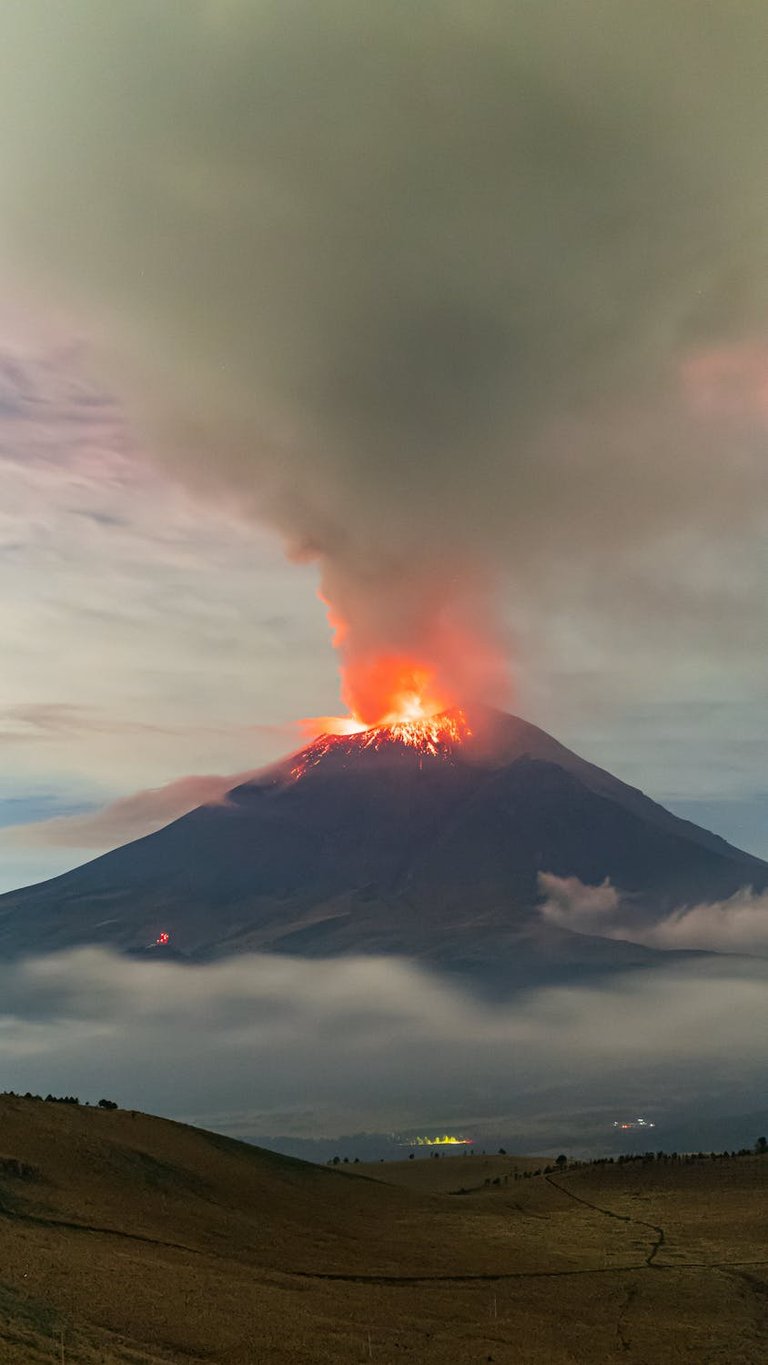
top-left (97, 1098), bottom-right (118, 1111)
top-left (555, 1153), bottom-right (568, 1170)
top-left (755, 1136), bottom-right (767, 1155)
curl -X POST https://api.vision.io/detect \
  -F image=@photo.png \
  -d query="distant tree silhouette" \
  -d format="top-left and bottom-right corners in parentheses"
top-left (555, 1154), bottom-right (567, 1169)
top-left (97, 1098), bottom-right (118, 1111)
top-left (756, 1136), bottom-right (767, 1154)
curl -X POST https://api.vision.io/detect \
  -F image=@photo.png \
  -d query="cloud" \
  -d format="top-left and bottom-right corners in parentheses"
top-left (0, 704), bottom-right (172, 743)
top-left (641, 890), bottom-right (768, 954)
top-left (0, 2), bottom-right (767, 697)
top-left (0, 947), bottom-right (766, 1141)
top-left (0, 703), bottom-right (289, 747)
top-left (0, 334), bottom-right (129, 463)
top-left (539, 872), bottom-right (768, 956)
top-left (0, 769), bottom-right (259, 851)
top-left (538, 873), bottom-right (621, 929)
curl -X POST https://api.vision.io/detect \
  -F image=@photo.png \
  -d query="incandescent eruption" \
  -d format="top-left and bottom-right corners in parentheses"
top-left (292, 707), bottom-right (472, 780)
top-left (298, 625), bottom-right (481, 773)
top-left (310, 587), bottom-right (509, 738)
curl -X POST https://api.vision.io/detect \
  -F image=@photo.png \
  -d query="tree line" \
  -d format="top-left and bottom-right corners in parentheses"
top-left (2, 1090), bottom-right (118, 1110)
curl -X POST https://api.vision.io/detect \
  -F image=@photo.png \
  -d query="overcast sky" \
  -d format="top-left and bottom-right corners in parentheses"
top-left (0, 1), bottom-right (767, 892)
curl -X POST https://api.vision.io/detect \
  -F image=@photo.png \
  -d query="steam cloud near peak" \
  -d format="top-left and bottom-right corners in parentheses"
top-left (1, 1), bottom-right (768, 701)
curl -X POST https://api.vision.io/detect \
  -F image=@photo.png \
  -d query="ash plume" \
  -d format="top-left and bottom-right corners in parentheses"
top-left (1, 1), bottom-right (767, 703)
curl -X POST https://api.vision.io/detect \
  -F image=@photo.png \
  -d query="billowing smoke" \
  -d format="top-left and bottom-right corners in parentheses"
top-left (1, 2), bottom-right (767, 718)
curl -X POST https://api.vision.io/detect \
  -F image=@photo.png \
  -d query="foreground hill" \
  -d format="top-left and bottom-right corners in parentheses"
top-left (0, 707), bottom-right (766, 985)
top-left (0, 1094), bottom-right (766, 1362)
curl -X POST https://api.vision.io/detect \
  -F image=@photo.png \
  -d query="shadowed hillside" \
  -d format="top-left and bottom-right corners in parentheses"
top-left (0, 1094), bottom-right (766, 1362)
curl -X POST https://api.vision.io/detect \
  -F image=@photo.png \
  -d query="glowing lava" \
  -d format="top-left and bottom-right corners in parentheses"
top-left (294, 579), bottom-right (501, 776)
top-left (291, 708), bottom-right (472, 780)
top-left (296, 638), bottom-right (475, 777)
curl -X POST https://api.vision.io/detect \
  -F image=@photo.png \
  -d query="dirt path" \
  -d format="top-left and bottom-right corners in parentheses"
top-left (544, 1172), bottom-right (666, 1266)
top-left (2, 1178), bottom-right (766, 1291)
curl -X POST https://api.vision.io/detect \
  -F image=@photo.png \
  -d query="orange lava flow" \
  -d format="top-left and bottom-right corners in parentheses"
top-left (291, 708), bottom-right (472, 780)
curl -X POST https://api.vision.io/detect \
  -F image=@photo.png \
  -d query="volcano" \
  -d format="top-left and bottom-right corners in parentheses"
top-left (1, 706), bottom-right (766, 986)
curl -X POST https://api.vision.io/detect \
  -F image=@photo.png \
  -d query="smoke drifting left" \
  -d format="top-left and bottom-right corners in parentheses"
top-left (2, 1), bottom-right (768, 723)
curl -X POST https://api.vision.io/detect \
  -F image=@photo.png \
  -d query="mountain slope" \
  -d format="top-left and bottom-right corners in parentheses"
top-left (0, 706), bottom-right (765, 978)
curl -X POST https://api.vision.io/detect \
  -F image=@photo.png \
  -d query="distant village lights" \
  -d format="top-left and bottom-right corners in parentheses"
top-left (403, 1135), bottom-right (473, 1147)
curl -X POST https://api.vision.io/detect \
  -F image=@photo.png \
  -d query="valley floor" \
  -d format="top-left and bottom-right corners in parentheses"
top-left (0, 1096), bottom-right (766, 1363)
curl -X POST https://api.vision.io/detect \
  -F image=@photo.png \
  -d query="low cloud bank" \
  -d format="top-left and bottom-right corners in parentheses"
top-left (0, 947), bottom-right (766, 1140)
top-left (539, 872), bottom-right (768, 955)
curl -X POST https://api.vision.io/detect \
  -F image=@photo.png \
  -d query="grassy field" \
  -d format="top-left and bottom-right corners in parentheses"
top-left (0, 1095), bottom-right (766, 1363)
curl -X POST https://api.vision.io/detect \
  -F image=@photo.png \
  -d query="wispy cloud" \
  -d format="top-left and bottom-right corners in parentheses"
top-left (1, 768), bottom-right (259, 850)
top-left (539, 872), bottom-right (768, 956)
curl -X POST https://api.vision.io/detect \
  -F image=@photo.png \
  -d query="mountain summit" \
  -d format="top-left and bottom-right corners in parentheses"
top-left (0, 706), bottom-right (765, 984)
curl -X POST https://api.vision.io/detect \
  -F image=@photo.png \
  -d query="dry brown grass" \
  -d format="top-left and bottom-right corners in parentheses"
top-left (356, 1151), bottom-right (545, 1194)
top-left (0, 1095), bottom-right (766, 1363)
